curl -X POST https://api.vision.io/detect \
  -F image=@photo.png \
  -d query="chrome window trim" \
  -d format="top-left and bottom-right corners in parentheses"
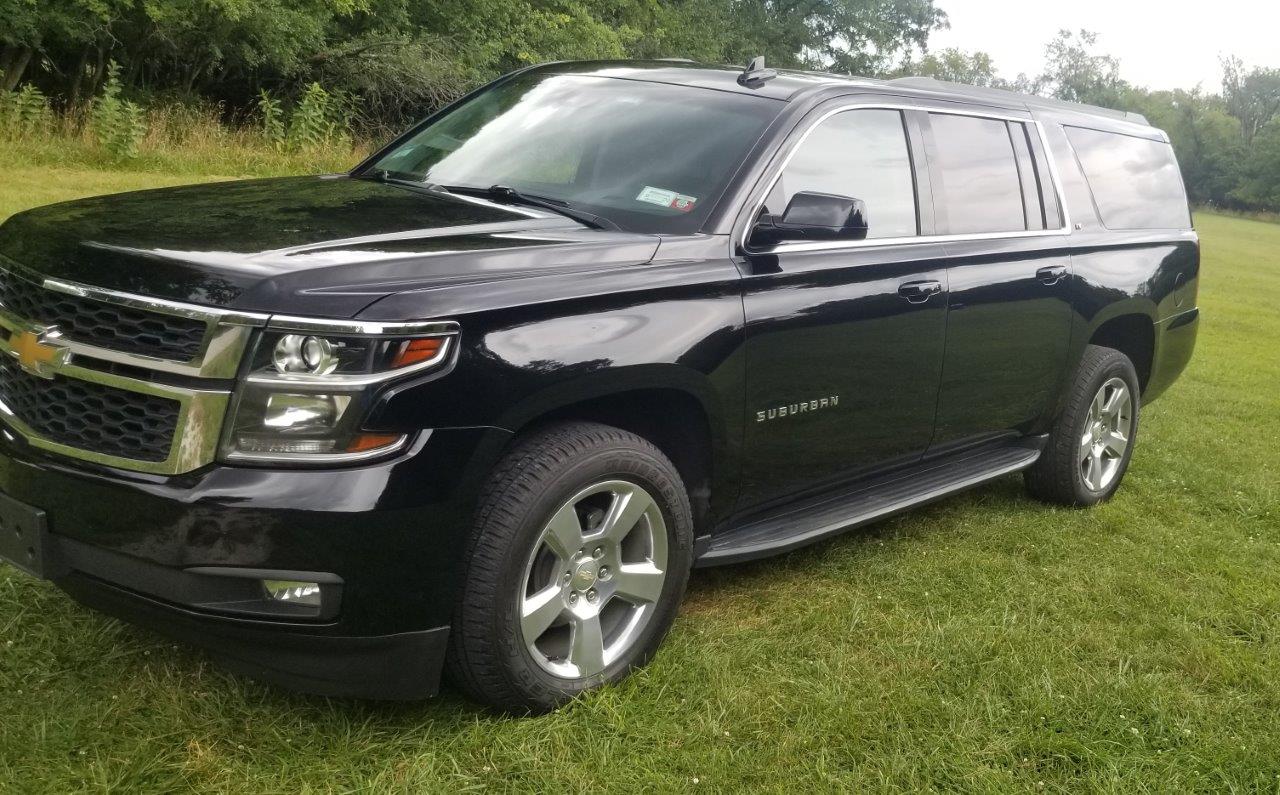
top-left (737, 102), bottom-right (1073, 256)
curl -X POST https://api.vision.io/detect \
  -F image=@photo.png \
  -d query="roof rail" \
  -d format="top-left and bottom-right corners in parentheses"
top-left (887, 76), bottom-right (1149, 125)
top-left (738, 56), bottom-right (778, 89)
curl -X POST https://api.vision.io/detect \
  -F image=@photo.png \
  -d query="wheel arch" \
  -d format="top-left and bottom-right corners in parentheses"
top-left (1087, 312), bottom-right (1156, 393)
top-left (496, 369), bottom-right (736, 537)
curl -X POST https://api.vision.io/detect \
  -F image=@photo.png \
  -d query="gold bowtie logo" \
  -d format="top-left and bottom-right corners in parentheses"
top-left (9, 327), bottom-right (69, 380)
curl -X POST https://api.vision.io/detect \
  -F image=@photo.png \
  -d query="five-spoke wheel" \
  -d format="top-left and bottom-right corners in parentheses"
top-left (519, 480), bottom-right (669, 679)
top-left (446, 422), bottom-right (693, 712)
top-left (1079, 376), bottom-right (1133, 492)
top-left (1026, 344), bottom-right (1142, 506)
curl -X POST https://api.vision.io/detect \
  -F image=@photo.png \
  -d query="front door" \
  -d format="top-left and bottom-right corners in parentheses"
top-left (736, 107), bottom-right (949, 510)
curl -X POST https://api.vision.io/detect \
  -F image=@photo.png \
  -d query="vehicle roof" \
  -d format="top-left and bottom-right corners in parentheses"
top-left (529, 60), bottom-right (1151, 127)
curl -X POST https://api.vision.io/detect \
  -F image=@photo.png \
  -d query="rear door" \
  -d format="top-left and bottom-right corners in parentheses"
top-left (735, 106), bottom-right (949, 509)
top-left (918, 109), bottom-right (1075, 452)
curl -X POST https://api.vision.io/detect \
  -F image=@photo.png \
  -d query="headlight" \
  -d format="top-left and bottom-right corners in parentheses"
top-left (272, 335), bottom-right (340, 375)
top-left (219, 319), bottom-right (458, 464)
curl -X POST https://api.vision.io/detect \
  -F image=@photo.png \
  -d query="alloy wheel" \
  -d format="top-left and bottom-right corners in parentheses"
top-left (518, 480), bottom-right (669, 679)
top-left (1079, 376), bottom-right (1133, 492)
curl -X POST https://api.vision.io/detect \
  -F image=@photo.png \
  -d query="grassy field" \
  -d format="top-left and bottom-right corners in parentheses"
top-left (0, 164), bottom-right (1277, 792)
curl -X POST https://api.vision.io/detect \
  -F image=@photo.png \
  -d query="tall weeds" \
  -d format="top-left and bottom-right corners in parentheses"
top-left (91, 63), bottom-right (146, 160)
top-left (1, 82), bottom-right (372, 177)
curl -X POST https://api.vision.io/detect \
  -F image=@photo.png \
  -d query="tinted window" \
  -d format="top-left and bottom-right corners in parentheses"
top-left (928, 113), bottom-right (1027, 234)
top-left (1065, 126), bottom-right (1191, 230)
top-left (762, 109), bottom-right (917, 240)
top-left (369, 74), bottom-right (781, 234)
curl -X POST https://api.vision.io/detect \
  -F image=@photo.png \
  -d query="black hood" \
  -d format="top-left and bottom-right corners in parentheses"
top-left (0, 176), bottom-right (660, 317)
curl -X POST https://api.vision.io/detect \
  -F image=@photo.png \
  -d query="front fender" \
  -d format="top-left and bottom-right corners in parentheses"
top-left (367, 262), bottom-right (747, 444)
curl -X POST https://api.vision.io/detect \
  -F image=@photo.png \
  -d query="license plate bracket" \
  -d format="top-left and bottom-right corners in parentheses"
top-left (0, 491), bottom-right (51, 579)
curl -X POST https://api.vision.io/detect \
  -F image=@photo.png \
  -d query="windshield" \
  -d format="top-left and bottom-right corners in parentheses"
top-left (365, 73), bottom-right (783, 234)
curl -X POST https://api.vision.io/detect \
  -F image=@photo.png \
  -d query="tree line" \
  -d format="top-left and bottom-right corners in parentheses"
top-left (2, 2), bottom-right (1278, 211)
top-left (0, 0), bottom-right (943, 123)
top-left (909, 32), bottom-right (1280, 213)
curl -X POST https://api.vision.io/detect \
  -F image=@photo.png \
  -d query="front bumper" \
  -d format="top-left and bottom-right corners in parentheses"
top-left (0, 424), bottom-right (512, 699)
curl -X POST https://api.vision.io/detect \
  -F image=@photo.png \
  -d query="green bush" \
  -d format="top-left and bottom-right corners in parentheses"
top-left (0, 85), bottom-right (52, 139)
top-left (255, 83), bottom-right (350, 154)
top-left (286, 83), bottom-right (347, 152)
top-left (257, 90), bottom-right (286, 149)
top-left (92, 63), bottom-right (146, 159)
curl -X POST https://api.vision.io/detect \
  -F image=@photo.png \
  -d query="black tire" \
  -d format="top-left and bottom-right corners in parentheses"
top-left (1025, 344), bottom-right (1142, 506)
top-left (445, 421), bottom-right (694, 713)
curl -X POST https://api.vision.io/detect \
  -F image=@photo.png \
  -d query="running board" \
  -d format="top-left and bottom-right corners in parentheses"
top-left (696, 441), bottom-right (1042, 567)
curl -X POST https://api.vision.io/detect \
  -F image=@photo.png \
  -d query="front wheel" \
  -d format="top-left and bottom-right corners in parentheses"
top-left (445, 422), bottom-right (693, 713)
top-left (1025, 345), bottom-right (1142, 506)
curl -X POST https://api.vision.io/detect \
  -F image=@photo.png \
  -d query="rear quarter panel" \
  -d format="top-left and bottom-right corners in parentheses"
top-left (1039, 115), bottom-right (1200, 400)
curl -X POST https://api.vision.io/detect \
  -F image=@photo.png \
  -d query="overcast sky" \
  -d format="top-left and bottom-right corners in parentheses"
top-left (928, 0), bottom-right (1280, 92)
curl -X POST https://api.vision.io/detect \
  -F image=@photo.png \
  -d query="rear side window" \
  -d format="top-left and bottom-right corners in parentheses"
top-left (763, 109), bottom-right (918, 239)
top-left (927, 113), bottom-right (1027, 234)
top-left (1065, 126), bottom-right (1191, 230)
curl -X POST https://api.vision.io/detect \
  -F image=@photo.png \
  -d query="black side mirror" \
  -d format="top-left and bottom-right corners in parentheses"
top-left (750, 191), bottom-right (869, 246)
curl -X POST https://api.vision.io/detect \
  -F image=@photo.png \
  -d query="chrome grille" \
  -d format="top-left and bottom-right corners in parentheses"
top-left (0, 267), bottom-right (208, 362)
top-left (0, 356), bottom-right (179, 462)
top-left (0, 256), bottom-right (264, 474)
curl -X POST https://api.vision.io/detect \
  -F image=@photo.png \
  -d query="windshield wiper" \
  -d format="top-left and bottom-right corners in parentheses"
top-left (355, 168), bottom-right (428, 190)
top-left (442, 184), bottom-right (621, 231)
top-left (356, 175), bottom-right (620, 231)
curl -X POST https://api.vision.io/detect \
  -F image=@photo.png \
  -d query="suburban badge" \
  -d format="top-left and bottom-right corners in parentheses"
top-left (756, 395), bottom-right (840, 422)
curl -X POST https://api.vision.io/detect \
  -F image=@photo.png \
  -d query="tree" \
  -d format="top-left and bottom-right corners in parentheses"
top-left (895, 48), bottom-right (1001, 86)
top-left (1233, 119), bottom-right (1280, 208)
top-left (1035, 29), bottom-right (1127, 109)
top-left (700, 0), bottom-right (947, 75)
top-left (1221, 55), bottom-right (1280, 146)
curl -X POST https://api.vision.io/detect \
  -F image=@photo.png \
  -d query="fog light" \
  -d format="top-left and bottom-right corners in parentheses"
top-left (262, 579), bottom-right (322, 607)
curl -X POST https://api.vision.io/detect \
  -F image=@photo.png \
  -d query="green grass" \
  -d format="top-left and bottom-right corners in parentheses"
top-left (0, 164), bottom-right (1278, 791)
top-left (0, 132), bottom-right (368, 221)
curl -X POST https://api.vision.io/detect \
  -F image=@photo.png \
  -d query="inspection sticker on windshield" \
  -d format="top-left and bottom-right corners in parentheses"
top-left (636, 186), bottom-right (698, 212)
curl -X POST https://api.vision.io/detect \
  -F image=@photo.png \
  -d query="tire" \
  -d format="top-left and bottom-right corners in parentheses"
top-left (1025, 344), bottom-right (1142, 506)
top-left (445, 421), bottom-right (694, 713)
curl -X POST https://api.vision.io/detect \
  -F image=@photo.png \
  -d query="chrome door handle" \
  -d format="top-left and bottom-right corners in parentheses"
top-left (898, 280), bottom-right (942, 304)
top-left (1036, 265), bottom-right (1068, 285)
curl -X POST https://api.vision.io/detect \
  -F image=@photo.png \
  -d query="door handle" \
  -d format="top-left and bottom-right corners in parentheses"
top-left (1036, 265), bottom-right (1068, 285)
top-left (898, 280), bottom-right (942, 304)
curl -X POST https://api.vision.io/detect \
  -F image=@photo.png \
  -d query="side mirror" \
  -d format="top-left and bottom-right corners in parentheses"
top-left (750, 191), bottom-right (869, 246)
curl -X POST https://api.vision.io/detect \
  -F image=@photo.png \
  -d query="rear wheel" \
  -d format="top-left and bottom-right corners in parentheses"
top-left (1025, 345), bottom-right (1141, 506)
top-left (446, 422), bottom-right (693, 713)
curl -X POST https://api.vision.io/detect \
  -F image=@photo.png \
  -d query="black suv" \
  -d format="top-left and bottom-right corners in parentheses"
top-left (0, 60), bottom-right (1198, 712)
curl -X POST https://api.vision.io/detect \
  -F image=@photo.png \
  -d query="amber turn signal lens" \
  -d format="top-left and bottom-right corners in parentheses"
top-left (391, 338), bottom-right (444, 369)
top-left (345, 433), bottom-right (404, 453)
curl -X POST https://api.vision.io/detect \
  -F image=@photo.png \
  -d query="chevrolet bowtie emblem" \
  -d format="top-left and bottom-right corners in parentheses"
top-left (9, 326), bottom-right (70, 380)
